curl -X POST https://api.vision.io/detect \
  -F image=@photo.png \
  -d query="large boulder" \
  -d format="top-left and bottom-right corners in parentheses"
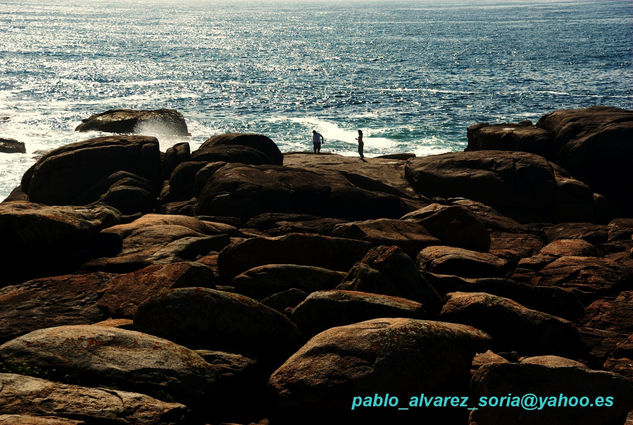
top-left (0, 273), bottom-right (113, 343)
top-left (217, 233), bottom-right (372, 281)
top-left (0, 325), bottom-right (220, 406)
top-left (133, 288), bottom-right (301, 365)
top-left (161, 142), bottom-right (191, 181)
top-left (232, 264), bottom-right (345, 299)
top-left (75, 109), bottom-right (189, 136)
top-left (268, 318), bottom-right (491, 424)
top-left (402, 203), bottom-right (490, 252)
top-left (83, 214), bottom-right (233, 272)
top-left (0, 373), bottom-right (186, 425)
top-left (417, 246), bottom-right (512, 278)
top-left (466, 121), bottom-right (553, 157)
top-left (291, 290), bottom-right (428, 337)
top-left (470, 362), bottom-right (633, 425)
top-left (0, 202), bottom-right (120, 284)
top-left (331, 218), bottom-right (440, 257)
top-left (537, 106), bottom-right (633, 215)
top-left (0, 138), bottom-right (26, 154)
top-left (21, 136), bottom-right (161, 207)
top-left (195, 162), bottom-right (414, 220)
top-left (97, 262), bottom-right (216, 318)
top-left (338, 245), bottom-right (442, 310)
top-left (405, 151), bottom-right (607, 223)
top-left (439, 292), bottom-right (585, 356)
top-left (191, 133), bottom-right (282, 165)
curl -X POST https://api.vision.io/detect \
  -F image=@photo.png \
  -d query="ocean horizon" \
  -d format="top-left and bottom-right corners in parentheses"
top-left (1, 0), bottom-right (631, 199)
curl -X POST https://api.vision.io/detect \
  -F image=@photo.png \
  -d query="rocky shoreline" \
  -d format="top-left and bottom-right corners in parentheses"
top-left (1, 106), bottom-right (633, 425)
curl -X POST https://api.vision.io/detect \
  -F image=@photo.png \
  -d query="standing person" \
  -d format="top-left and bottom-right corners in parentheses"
top-left (356, 129), bottom-right (365, 160)
top-left (312, 130), bottom-right (324, 153)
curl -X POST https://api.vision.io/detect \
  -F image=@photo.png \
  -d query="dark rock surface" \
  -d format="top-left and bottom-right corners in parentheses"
top-left (191, 133), bottom-right (283, 165)
top-left (466, 121), bottom-right (552, 156)
top-left (417, 246), bottom-right (512, 278)
top-left (75, 109), bottom-right (189, 136)
top-left (0, 138), bottom-right (26, 154)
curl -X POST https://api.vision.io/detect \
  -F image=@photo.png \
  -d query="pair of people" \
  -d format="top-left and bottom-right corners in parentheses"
top-left (312, 129), bottom-right (364, 160)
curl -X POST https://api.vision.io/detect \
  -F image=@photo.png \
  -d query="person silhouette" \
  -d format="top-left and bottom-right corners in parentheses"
top-left (312, 130), bottom-right (324, 153)
top-left (356, 129), bottom-right (365, 160)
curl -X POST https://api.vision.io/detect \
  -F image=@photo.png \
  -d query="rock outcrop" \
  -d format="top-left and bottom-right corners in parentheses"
top-left (0, 138), bottom-right (25, 154)
top-left (75, 109), bottom-right (189, 136)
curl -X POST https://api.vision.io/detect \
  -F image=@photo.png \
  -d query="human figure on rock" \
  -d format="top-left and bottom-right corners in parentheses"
top-left (312, 130), bottom-right (324, 153)
top-left (356, 129), bottom-right (365, 161)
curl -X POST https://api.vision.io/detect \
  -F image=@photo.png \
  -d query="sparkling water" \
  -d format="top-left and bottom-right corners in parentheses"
top-left (1, 0), bottom-right (631, 199)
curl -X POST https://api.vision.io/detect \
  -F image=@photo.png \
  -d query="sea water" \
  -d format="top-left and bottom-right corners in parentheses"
top-left (0, 0), bottom-right (631, 199)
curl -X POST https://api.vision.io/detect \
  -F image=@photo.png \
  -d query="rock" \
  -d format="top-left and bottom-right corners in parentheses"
top-left (244, 213), bottom-right (346, 236)
top-left (583, 291), bottom-right (633, 336)
top-left (539, 239), bottom-right (601, 257)
top-left (439, 292), bottom-right (585, 356)
top-left (291, 290), bottom-right (428, 337)
top-left (450, 198), bottom-right (526, 233)
top-left (0, 202), bottom-right (121, 284)
top-left (544, 222), bottom-right (609, 244)
top-left (531, 256), bottom-right (633, 302)
top-left (83, 214), bottom-right (233, 272)
top-left (0, 273), bottom-right (113, 343)
top-left (604, 334), bottom-right (633, 380)
top-left (261, 288), bottom-right (308, 313)
top-left (191, 133), bottom-right (282, 165)
top-left (268, 318), bottom-right (491, 424)
top-left (520, 355), bottom-right (586, 368)
top-left (609, 218), bottom-right (633, 241)
top-left (91, 171), bottom-right (156, 215)
top-left (75, 109), bottom-right (189, 136)
top-left (232, 264), bottom-right (345, 299)
top-left (195, 162), bottom-right (415, 220)
top-left (466, 121), bottom-right (553, 156)
top-left (2, 186), bottom-right (27, 202)
top-left (489, 231), bottom-right (545, 260)
top-left (331, 218), bottom-right (440, 257)
top-left (92, 318), bottom-right (133, 329)
top-left (133, 288), bottom-right (301, 365)
top-left (402, 203), bottom-right (490, 252)
top-left (537, 106), bottom-right (633, 214)
top-left (22, 136), bottom-right (161, 206)
top-left (423, 273), bottom-right (585, 321)
top-left (405, 151), bottom-right (605, 223)
top-left (0, 325), bottom-right (219, 406)
top-left (338, 245), bottom-right (442, 309)
top-left (0, 373), bottom-right (185, 425)
top-left (0, 138), bottom-right (26, 154)
top-left (217, 233), bottom-right (372, 281)
top-left (472, 350), bottom-right (510, 370)
top-left (0, 414), bottom-right (85, 425)
top-left (376, 153), bottom-right (416, 160)
top-left (159, 161), bottom-right (208, 203)
top-left (470, 362), bottom-right (633, 425)
top-left (162, 142), bottom-right (191, 181)
top-left (417, 246), bottom-right (511, 278)
top-left (97, 262), bottom-right (216, 318)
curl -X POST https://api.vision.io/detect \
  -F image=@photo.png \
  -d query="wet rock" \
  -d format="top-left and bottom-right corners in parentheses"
top-left (466, 121), bottom-right (553, 156)
top-left (0, 325), bottom-right (220, 406)
top-left (0, 272), bottom-right (114, 343)
top-left (195, 162), bottom-right (414, 220)
top-left (22, 136), bottom-right (161, 206)
top-left (0, 202), bottom-right (121, 284)
top-left (402, 203), bottom-right (490, 252)
top-left (539, 239), bottom-right (601, 257)
top-left (268, 318), bottom-right (491, 424)
top-left (217, 233), bottom-right (372, 281)
top-left (417, 246), bottom-right (512, 278)
top-left (338, 245), bottom-right (442, 309)
top-left (97, 262), bottom-right (216, 318)
top-left (531, 256), bottom-right (633, 302)
top-left (470, 362), bottom-right (633, 425)
top-left (331, 218), bottom-right (439, 257)
top-left (0, 138), bottom-right (25, 154)
top-left (75, 108), bottom-right (189, 136)
top-left (0, 373), bottom-right (185, 425)
top-left (232, 264), bottom-right (345, 299)
top-left (537, 106), bottom-right (633, 215)
top-left (291, 290), bottom-right (428, 337)
top-left (191, 133), bottom-right (282, 165)
top-left (405, 151), bottom-right (604, 223)
top-left (439, 292), bottom-right (585, 356)
top-left (133, 287), bottom-right (301, 365)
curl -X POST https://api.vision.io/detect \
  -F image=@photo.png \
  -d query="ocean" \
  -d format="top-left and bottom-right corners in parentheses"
top-left (1, 0), bottom-right (631, 200)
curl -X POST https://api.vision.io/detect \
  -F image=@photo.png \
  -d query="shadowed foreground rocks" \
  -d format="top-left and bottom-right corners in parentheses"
top-left (1, 106), bottom-right (632, 424)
